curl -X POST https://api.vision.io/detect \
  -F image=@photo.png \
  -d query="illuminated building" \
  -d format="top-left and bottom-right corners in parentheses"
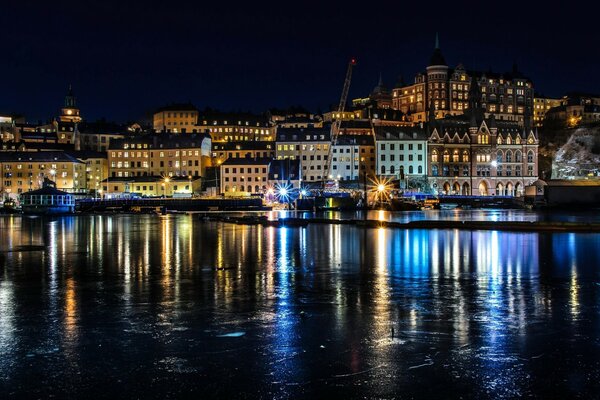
top-left (59, 85), bottom-right (82, 123)
top-left (108, 133), bottom-right (212, 178)
top-left (367, 74), bottom-right (393, 109)
top-left (101, 175), bottom-right (201, 198)
top-left (268, 159), bottom-right (301, 190)
top-left (197, 111), bottom-right (275, 142)
top-left (70, 151), bottom-right (108, 195)
top-left (153, 103), bottom-right (199, 133)
top-left (374, 126), bottom-right (428, 179)
top-left (219, 157), bottom-right (270, 195)
top-left (545, 93), bottom-right (600, 127)
top-left (392, 34), bottom-right (535, 126)
top-left (268, 107), bottom-right (323, 128)
top-left (0, 151), bottom-right (86, 199)
top-left (331, 134), bottom-right (375, 181)
top-left (427, 77), bottom-right (539, 196)
top-left (533, 95), bottom-right (561, 126)
top-left (211, 141), bottom-right (275, 165)
top-left (275, 127), bottom-right (330, 182)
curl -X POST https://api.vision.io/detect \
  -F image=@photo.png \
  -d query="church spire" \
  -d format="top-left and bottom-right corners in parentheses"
top-left (65, 84), bottom-right (76, 108)
top-left (435, 32), bottom-right (440, 49)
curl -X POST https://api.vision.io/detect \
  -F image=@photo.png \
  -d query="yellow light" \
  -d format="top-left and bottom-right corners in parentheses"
top-left (377, 184), bottom-right (386, 192)
top-left (164, 177), bottom-right (170, 183)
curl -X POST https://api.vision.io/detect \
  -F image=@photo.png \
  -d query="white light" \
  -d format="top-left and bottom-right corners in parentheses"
top-left (491, 160), bottom-right (498, 167)
top-left (279, 188), bottom-right (288, 196)
top-left (377, 184), bottom-right (386, 192)
top-left (300, 189), bottom-right (308, 196)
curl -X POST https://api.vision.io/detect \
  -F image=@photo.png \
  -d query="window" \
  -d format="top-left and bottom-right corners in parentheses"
top-left (527, 151), bottom-right (534, 163)
top-left (380, 166), bottom-right (385, 174)
top-left (432, 165), bottom-right (438, 176)
top-left (506, 151), bottom-right (512, 163)
top-left (431, 150), bottom-right (438, 162)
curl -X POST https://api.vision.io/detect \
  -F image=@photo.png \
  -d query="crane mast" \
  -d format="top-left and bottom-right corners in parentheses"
top-left (323, 58), bottom-right (356, 186)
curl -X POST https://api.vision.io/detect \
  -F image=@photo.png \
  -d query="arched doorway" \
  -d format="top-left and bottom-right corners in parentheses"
top-left (462, 182), bottom-right (470, 195)
top-left (506, 182), bottom-right (513, 196)
top-left (478, 180), bottom-right (488, 196)
top-left (453, 182), bottom-right (461, 194)
top-left (496, 182), bottom-right (504, 196)
top-left (443, 182), bottom-right (451, 195)
top-left (515, 182), bottom-right (522, 197)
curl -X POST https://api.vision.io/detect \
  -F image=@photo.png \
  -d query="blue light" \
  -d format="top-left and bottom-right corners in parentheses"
top-left (279, 187), bottom-right (288, 196)
top-left (300, 189), bottom-right (308, 196)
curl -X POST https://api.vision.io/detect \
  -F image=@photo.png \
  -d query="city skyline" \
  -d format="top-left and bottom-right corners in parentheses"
top-left (2, 1), bottom-right (599, 122)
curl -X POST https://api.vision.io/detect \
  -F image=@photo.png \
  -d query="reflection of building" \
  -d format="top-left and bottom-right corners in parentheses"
top-left (427, 77), bottom-right (539, 196)
top-left (0, 151), bottom-right (86, 198)
top-left (153, 103), bottom-right (199, 133)
top-left (219, 157), bottom-right (270, 195)
top-left (108, 133), bottom-right (212, 178)
top-left (275, 127), bottom-right (331, 183)
top-left (331, 134), bottom-right (375, 181)
top-left (374, 126), bottom-right (428, 179)
top-left (392, 35), bottom-right (534, 126)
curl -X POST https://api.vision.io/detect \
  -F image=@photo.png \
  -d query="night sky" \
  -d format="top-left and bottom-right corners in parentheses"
top-left (2, 1), bottom-right (599, 123)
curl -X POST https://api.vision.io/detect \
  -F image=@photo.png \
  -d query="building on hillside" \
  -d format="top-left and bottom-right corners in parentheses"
top-left (533, 95), bottom-right (561, 126)
top-left (197, 111), bottom-right (274, 142)
top-left (275, 127), bottom-right (331, 183)
top-left (77, 121), bottom-right (128, 152)
top-left (153, 103), bottom-right (199, 133)
top-left (0, 151), bottom-right (86, 199)
top-left (219, 157), bottom-right (270, 195)
top-left (108, 133), bottom-right (212, 179)
top-left (211, 141), bottom-right (275, 165)
top-left (368, 74), bottom-right (393, 109)
top-left (374, 126), bottom-right (428, 180)
top-left (331, 134), bottom-right (375, 181)
top-left (427, 78), bottom-right (539, 196)
top-left (392, 34), bottom-right (534, 126)
top-left (546, 93), bottom-right (600, 127)
top-left (59, 85), bottom-right (82, 123)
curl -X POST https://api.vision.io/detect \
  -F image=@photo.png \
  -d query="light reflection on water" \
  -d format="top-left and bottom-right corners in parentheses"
top-left (0, 214), bottom-right (599, 398)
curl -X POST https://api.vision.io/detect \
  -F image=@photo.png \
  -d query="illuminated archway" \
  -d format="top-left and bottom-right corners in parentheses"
top-left (478, 180), bottom-right (489, 196)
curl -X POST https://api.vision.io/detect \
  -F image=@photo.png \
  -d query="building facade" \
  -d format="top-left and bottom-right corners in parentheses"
top-left (275, 127), bottom-right (331, 183)
top-left (331, 134), bottom-right (375, 181)
top-left (427, 81), bottom-right (539, 196)
top-left (392, 35), bottom-right (535, 126)
top-left (374, 126), bottom-right (428, 179)
top-left (108, 133), bottom-right (212, 179)
top-left (153, 103), bottom-right (199, 133)
top-left (0, 152), bottom-right (86, 199)
top-left (219, 157), bottom-right (270, 195)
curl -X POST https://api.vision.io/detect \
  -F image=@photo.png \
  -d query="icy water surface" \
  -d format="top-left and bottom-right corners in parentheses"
top-left (1, 214), bottom-right (600, 399)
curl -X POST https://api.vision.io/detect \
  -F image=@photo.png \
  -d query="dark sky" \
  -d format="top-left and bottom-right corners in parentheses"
top-left (2, 1), bottom-right (599, 123)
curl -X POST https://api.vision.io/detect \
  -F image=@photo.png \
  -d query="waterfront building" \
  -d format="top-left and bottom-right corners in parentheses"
top-left (108, 133), bottom-right (212, 179)
top-left (219, 157), bottom-right (270, 195)
top-left (211, 141), bottom-right (275, 166)
top-left (331, 134), bottom-right (375, 181)
top-left (153, 103), bottom-right (199, 133)
top-left (0, 151), bottom-right (86, 199)
top-left (275, 127), bottom-right (331, 183)
top-left (77, 121), bottom-right (129, 152)
top-left (392, 35), bottom-right (534, 126)
top-left (101, 175), bottom-right (201, 198)
top-left (374, 126), bottom-right (428, 180)
top-left (70, 151), bottom-right (108, 195)
top-left (427, 77), bottom-right (539, 196)
top-left (268, 159), bottom-right (302, 190)
top-left (20, 180), bottom-right (75, 214)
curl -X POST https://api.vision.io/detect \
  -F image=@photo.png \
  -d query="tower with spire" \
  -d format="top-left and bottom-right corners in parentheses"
top-left (369, 73), bottom-right (392, 109)
top-left (426, 33), bottom-right (449, 120)
top-left (59, 85), bottom-right (82, 123)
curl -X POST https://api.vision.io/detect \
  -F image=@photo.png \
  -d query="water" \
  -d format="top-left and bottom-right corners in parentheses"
top-left (1, 213), bottom-right (600, 398)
